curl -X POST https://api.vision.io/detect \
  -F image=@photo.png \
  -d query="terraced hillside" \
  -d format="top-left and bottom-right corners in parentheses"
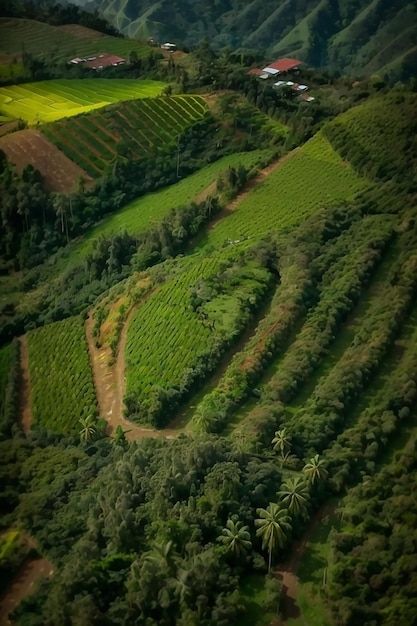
top-left (0, 17), bottom-right (151, 63)
top-left (42, 95), bottom-right (209, 177)
top-left (0, 78), bottom-right (166, 123)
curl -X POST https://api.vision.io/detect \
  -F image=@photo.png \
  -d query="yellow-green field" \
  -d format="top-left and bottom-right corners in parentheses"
top-left (0, 79), bottom-right (166, 123)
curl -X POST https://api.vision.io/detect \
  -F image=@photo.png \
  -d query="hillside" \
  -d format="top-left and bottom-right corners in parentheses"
top-left (68, 0), bottom-right (417, 78)
top-left (0, 5), bottom-right (417, 624)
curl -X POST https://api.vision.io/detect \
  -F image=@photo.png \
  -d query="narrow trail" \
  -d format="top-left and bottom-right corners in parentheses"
top-left (0, 537), bottom-right (53, 626)
top-left (207, 147), bottom-right (300, 232)
top-left (275, 504), bottom-right (336, 624)
top-left (86, 300), bottom-right (178, 441)
top-left (18, 336), bottom-right (32, 434)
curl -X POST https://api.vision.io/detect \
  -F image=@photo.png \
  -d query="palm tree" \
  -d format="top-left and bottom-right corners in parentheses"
top-left (272, 428), bottom-right (292, 456)
top-left (278, 476), bottom-right (310, 517)
top-left (303, 454), bottom-right (328, 485)
top-left (218, 519), bottom-right (252, 559)
top-left (143, 540), bottom-right (177, 574)
top-left (168, 568), bottom-right (191, 606)
top-left (79, 415), bottom-right (97, 443)
top-left (255, 503), bottom-right (292, 571)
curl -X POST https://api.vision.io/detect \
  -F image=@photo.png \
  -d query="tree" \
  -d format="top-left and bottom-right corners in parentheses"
top-left (278, 476), bottom-right (310, 517)
top-left (78, 415), bottom-right (97, 443)
top-left (303, 454), bottom-right (329, 485)
top-left (218, 518), bottom-right (252, 559)
top-left (272, 428), bottom-right (292, 465)
top-left (255, 503), bottom-right (292, 571)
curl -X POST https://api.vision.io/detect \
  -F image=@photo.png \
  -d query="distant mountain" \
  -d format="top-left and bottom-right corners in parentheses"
top-left (65, 0), bottom-right (417, 78)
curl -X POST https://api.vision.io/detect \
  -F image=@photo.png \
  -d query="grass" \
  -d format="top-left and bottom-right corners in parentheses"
top-left (197, 133), bottom-right (367, 251)
top-left (0, 17), bottom-right (151, 63)
top-left (0, 79), bottom-right (167, 123)
top-left (287, 512), bottom-right (339, 626)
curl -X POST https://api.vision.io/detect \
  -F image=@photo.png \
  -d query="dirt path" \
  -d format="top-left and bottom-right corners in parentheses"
top-left (18, 336), bottom-right (32, 434)
top-left (86, 304), bottom-right (178, 441)
top-left (207, 148), bottom-right (300, 232)
top-left (0, 538), bottom-right (53, 626)
top-left (275, 504), bottom-right (336, 623)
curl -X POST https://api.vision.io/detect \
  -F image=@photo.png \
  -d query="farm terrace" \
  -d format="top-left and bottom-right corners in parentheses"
top-left (69, 53), bottom-right (126, 70)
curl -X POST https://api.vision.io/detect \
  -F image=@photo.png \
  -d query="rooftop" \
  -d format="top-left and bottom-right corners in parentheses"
top-left (267, 57), bottom-right (303, 73)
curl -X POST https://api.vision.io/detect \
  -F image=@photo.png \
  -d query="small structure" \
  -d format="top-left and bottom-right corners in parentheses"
top-left (68, 54), bottom-right (126, 70)
top-left (300, 93), bottom-right (315, 102)
top-left (161, 42), bottom-right (176, 51)
top-left (262, 66), bottom-right (280, 76)
top-left (248, 68), bottom-right (264, 76)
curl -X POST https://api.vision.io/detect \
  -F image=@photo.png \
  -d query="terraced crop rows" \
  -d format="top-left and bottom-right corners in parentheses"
top-left (0, 18), bottom-right (150, 63)
top-left (198, 133), bottom-right (367, 250)
top-left (0, 79), bottom-right (166, 123)
top-left (27, 317), bottom-right (97, 433)
top-left (43, 96), bottom-right (209, 177)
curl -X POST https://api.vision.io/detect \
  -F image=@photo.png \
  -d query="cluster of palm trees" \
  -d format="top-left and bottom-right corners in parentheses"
top-left (218, 429), bottom-right (329, 571)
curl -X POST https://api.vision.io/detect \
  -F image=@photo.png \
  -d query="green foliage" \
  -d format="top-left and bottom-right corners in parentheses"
top-left (324, 90), bottom-right (417, 189)
top-left (43, 95), bottom-right (209, 177)
top-left (125, 255), bottom-right (275, 427)
top-left (27, 317), bottom-right (98, 433)
top-left (198, 133), bottom-right (367, 251)
top-left (0, 339), bottom-right (20, 436)
top-left (0, 79), bottom-right (167, 123)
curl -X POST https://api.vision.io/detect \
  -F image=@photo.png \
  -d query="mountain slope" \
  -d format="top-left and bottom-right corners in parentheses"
top-left (68, 0), bottom-right (416, 77)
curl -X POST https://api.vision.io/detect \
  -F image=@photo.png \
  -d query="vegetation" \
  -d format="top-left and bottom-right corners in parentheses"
top-left (0, 4), bottom-right (416, 625)
top-left (0, 79), bottom-right (166, 123)
top-left (42, 95), bottom-right (209, 177)
top-left (27, 316), bottom-right (98, 433)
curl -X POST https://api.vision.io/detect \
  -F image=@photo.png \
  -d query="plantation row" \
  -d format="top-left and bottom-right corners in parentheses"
top-left (0, 18), bottom-right (151, 63)
top-left (27, 317), bottom-right (97, 433)
top-left (198, 133), bottom-right (367, 251)
top-left (0, 340), bottom-right (20, 435)
top-left (191, 207), bottom-right (394, 435)
top-left (0, 79), bottom-right (166, 123)
top-left (43, 96), bottom-right (209, 177)
top-left (124, 254), bottom-right (275, 428)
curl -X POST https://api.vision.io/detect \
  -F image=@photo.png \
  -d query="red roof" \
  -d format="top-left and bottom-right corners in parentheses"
top-left (85, 55), bottom-right (125, 69)
top-left (247, 68), bottom-right (264, 76)
top-left (267, 57), bottom-right (303, 72)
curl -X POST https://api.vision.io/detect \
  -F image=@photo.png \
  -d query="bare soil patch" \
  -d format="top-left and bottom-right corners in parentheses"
top-left (275, 504), bottom-right (336, 623)
top-left (57, 24), bottom-right (105, 39)
top-left (0, 130), bottom-right (93, 193)
top-left (18, 336), bottom-right (32, 434)
top-left (0, 122), bottom-right (18, 137)
top-left (0, 536), bottom-right (53, 626)
top-left (86, 295), bottom-right (180, 441)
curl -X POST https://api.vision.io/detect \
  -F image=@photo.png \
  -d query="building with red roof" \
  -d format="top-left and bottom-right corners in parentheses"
top-left (267, 58), bottom-right (303, 73)
top-left (247, 68), bottom-right (264, 76)
top-left (84, 54), bottom-right (126, 70)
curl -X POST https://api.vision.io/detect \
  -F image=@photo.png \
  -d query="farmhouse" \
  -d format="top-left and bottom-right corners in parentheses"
top-left (68, 54), bottom-right (126, 70)
top-left (247, 57), bottom-right (303, 79)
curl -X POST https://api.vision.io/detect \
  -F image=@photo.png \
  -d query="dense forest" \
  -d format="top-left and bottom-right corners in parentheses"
top-left (1, 2), bottom-right (417, 625)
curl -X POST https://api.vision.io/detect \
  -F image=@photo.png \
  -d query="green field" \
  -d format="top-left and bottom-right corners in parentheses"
top-left (125, 256), bottom-right (273, 427)
top-left (27, 317), bottom-right (97, 433)
top-left (197, 133), bottom-right (367, 250)
top-left (0, 79), bottom-right (166, 123)
top-left (42, 95), bottom-right (209, 177)
top-left (0, 18), bottom-right (151, 63)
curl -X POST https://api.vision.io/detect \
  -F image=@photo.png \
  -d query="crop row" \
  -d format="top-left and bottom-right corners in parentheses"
top-left (234, 214), bottom-right (395, 441)
top-left (0, 79), bottom-right (166, 123)
top-left (27, 316), bottom-right (97, 433)
top-left (0, 18), bottom-right (150, 63)
top-left (43, 96), bottom-right (209, 176)
top-left (198, 133), bottom-right (367, 251)
top-left (124, 254), bottom-right (274, 427)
